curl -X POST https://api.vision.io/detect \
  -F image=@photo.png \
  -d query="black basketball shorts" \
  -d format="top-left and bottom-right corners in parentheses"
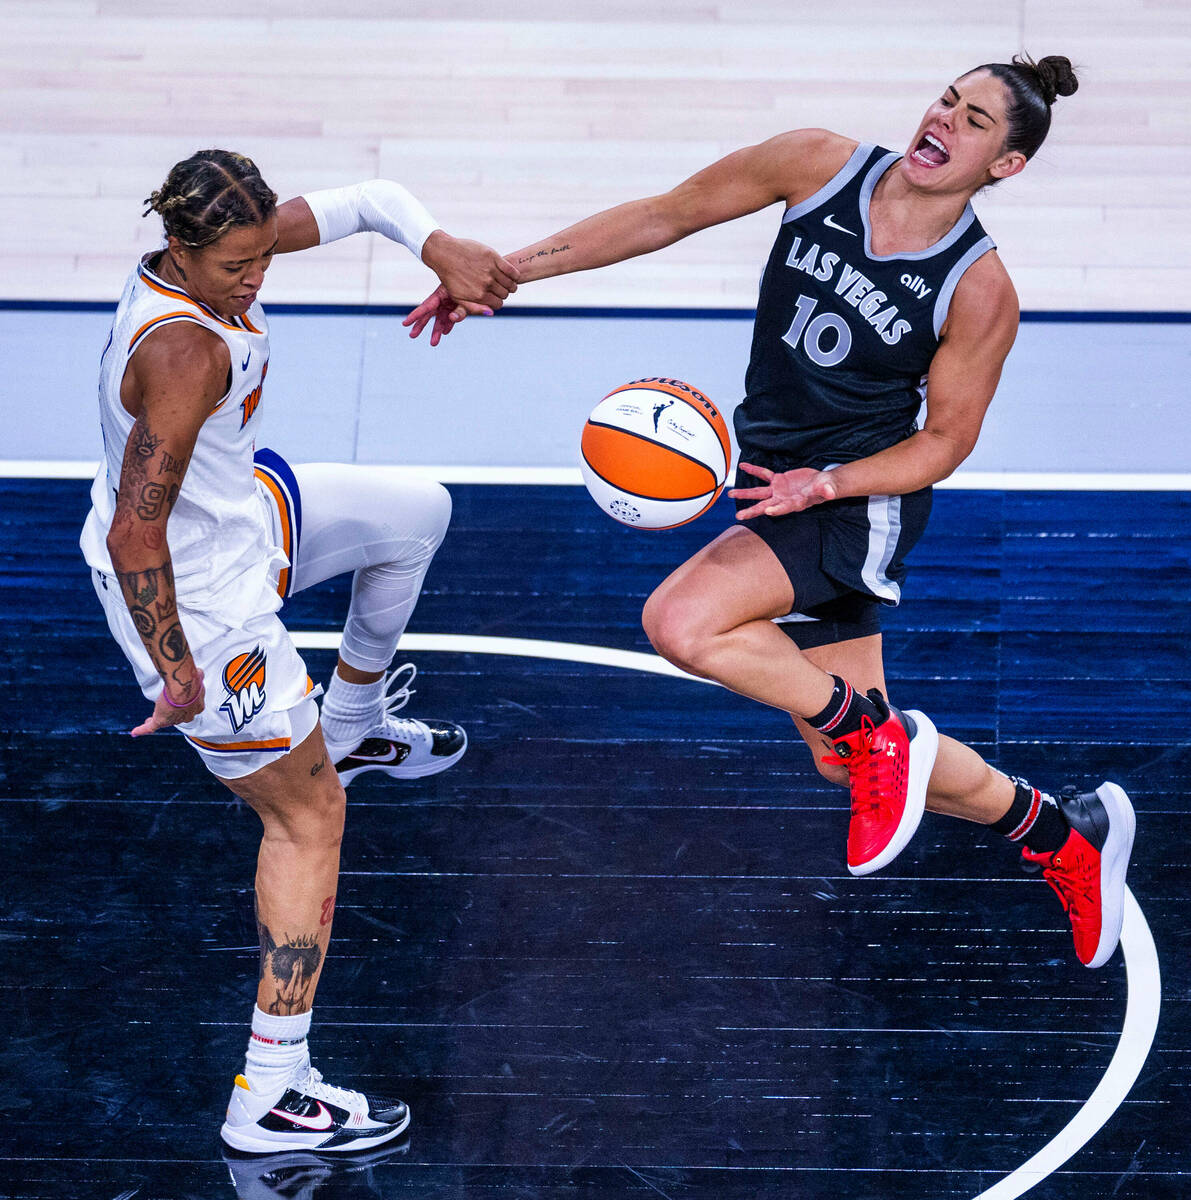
top-left (733, 466), bottom-right (933, 650)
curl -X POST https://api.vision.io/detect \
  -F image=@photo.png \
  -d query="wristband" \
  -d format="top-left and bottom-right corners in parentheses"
top-left (302, 180), bottom-right (440, 261)
top-left (162, 687), bottom-right (195, 709)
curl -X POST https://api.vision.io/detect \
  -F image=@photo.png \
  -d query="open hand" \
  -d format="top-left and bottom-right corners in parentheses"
top-left (729, 462), bottom-right (838, 519)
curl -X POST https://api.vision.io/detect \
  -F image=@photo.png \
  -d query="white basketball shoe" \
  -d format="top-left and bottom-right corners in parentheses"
top-left (220, 1058), bottom-right (410, 1154)
top-left (326, 664), bottom-right (468, 786)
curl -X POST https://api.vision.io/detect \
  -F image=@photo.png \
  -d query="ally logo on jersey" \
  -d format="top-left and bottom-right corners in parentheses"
top-left (220, 646), bottom-right (268, 733)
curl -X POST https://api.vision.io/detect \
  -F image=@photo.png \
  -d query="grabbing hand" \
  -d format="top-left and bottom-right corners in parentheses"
top-left (421, 231), bottom-right (518, 309)
top-left (729, 463), bottom-right (838, 519)
top-left (131, 666), bottom-right (205, 737)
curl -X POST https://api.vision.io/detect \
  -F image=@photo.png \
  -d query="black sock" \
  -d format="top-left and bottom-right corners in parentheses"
top-left (990, 778), bottom-right (1069, 853)
top-left (806, 675), bottom-right (882, 740)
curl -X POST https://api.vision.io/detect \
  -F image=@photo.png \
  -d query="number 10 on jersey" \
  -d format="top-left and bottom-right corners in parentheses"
top-left (782, 293), bottom-right (852, 367)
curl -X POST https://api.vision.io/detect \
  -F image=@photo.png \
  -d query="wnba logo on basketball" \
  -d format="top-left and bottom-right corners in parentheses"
top-left (220, 646), bottom-right (267, 733)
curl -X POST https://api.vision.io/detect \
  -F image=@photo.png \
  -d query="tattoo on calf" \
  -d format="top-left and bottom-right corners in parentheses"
top-left (256, 911), bottom-right (323, 1015)
top-left (310, 754), bottom-right (326, 777)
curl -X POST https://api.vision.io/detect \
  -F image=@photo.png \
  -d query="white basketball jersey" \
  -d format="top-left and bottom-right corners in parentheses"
top-left (80, 255), bottom-right (281, 617)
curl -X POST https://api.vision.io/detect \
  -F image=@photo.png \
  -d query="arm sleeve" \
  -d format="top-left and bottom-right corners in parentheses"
top-left (301, 180), bottom-right (441, 260)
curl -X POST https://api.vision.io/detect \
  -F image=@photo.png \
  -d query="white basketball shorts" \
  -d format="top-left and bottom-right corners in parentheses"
top-left (90, 548), bottom-right (319, 782)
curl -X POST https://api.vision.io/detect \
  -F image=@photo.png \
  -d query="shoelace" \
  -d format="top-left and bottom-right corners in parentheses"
top-left (1041, 854), bottom-right (1098, 917)
top-left (379, 663), bottom-right (422, 739)
top-left (820, 717), bottom-right (883, 814)
top-left (296, 1064), bottom-right (365, 1110)
top-left (382, 663), bottom-right (417, 714)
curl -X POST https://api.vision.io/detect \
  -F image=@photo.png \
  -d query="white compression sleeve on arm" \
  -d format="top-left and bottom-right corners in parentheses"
top-left (301, 180), bottom-right (441, 260)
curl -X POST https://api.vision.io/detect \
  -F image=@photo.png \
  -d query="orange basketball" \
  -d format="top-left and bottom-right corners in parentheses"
top-left (579, 378), bottom-right (732, 529)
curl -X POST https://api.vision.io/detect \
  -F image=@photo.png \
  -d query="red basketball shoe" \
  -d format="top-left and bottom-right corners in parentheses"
top-left (821, 692), bottom-right (938, 876)
top-left (1021, 782), bottom-right (1135, 968)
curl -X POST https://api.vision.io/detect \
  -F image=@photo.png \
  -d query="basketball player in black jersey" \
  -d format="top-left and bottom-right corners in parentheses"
top-left (408, 55), bottom-right (1135, 970)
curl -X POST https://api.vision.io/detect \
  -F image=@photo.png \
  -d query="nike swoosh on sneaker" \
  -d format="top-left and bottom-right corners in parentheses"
top-left (270, 1100), bottom-right (335, 1131)
top-left (342, 744), bottom-right (405, 765)
top-left (822, 213), bottom-right (857, 236)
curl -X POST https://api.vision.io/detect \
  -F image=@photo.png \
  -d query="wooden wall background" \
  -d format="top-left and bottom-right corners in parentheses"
top-left (2, 0), bottom-right (1188, 311)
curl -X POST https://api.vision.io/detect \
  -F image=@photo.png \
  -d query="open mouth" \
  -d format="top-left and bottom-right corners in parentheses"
top-left (911, 132), bottom-right (950, 167)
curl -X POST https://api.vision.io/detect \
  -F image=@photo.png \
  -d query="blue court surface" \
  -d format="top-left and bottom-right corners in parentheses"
top-left (1, 479), bottom-right (1188, 1199)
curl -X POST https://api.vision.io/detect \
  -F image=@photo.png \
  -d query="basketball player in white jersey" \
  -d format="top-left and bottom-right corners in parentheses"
top-left (408, 57), bottom-right (1136, 975)
top-left (81, 150), bottom-right (519, 1153)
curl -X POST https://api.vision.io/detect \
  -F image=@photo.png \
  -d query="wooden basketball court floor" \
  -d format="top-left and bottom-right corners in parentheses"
top-left (1, 475), bottom-right (1187, 1199)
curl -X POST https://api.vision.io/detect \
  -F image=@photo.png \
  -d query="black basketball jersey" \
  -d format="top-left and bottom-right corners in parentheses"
top-left (735, 143), bottom-right (996, 470)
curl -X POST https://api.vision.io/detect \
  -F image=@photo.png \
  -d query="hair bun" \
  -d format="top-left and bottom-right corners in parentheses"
top-left (1034, 54), bottom-right (1079, 104)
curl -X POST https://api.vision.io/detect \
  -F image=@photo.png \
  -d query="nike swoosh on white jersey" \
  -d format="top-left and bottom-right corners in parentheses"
top-left (270, 1100), bottom-right (334, 1131)
top-left (822, 213), bottom-right (857, 236)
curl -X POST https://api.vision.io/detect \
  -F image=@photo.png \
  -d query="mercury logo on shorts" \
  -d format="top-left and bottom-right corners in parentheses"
top-left (220, 646), bottom-right (268, 734)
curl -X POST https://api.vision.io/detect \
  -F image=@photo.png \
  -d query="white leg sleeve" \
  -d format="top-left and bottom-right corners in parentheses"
top-left (288, 464), bottom-right (452, 673)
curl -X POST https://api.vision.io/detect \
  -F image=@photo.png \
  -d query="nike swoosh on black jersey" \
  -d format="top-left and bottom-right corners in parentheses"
top-left (822, 213), bottom-right (857, 236)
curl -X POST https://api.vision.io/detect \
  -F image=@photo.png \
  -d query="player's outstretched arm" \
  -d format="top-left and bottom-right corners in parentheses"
top-left (405, 129), bottom-right (854, 343)
top-left (276, 181), bottom-right (518, 316)
top-left (105, 324), bottom-right (225, 734)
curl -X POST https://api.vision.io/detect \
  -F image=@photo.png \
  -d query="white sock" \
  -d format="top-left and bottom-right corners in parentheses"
top-left (244, 1005), bottom-right (312, 1095)
top-left (320, 672), bottom-right (385, 755)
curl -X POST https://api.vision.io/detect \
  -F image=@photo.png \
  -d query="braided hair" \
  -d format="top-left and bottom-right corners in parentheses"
top-left (974, 54), bottom-right (1079, 161)
top-left (144, 150), bottom-right (277, 248)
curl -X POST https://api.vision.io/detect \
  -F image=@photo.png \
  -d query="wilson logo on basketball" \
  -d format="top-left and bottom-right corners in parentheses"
top-left (220, 646), bottom-right (267, 733)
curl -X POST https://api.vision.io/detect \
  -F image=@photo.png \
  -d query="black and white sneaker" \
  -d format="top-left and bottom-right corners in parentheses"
top-left (328, 664), bottom-right (467, 785)
top-left (220, 1061), bottom-right (410, 1154)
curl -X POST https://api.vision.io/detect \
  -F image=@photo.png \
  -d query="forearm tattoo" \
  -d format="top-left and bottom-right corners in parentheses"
top-left (516, 243), bottom-right (570, 264)
top-left (116, 417), bottom-right (187, 533)
top-left (256, 907), bottom-right (323, 1016)
top-left (109, 416), bottom-right (194, 685)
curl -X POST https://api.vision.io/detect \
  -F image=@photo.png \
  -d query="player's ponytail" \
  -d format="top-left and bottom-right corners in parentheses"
top-left (974, 53), bottom-right (1079, 161)
top-left (145, 149), bottom-right (278, 248)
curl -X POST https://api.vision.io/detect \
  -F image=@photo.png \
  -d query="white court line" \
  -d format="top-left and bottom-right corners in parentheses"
top-left (294, 629), bottom-right (1162, 1199)
top-left (4, 459), bottom-right (1191, 490)
top-left (972, 889), bottom-right (1161, 1200)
